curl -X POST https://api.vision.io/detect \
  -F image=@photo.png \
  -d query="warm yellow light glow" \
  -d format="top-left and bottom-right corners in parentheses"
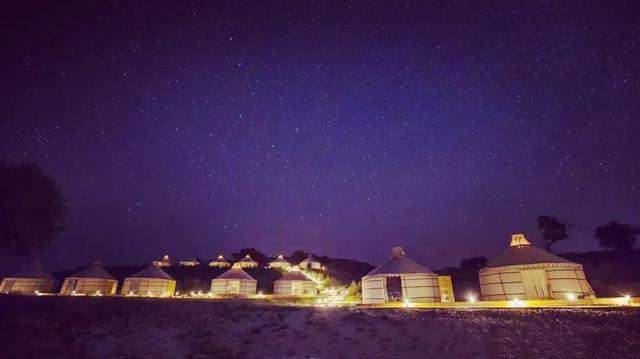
top-left (466, 293), bottom-right (477, 303)
top-left (624, 294), bottom-right (631, 300)
top-left (509, 298), bottom-right (524, 308)
top-left (566, 293), bottom-right (576, 301)
top-left (404, 299), bottom-right (415, 308)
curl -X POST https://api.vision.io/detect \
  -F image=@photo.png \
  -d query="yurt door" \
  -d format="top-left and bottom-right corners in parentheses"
top-left (129, 281), bottom-right (139, 294)
top-left (385, 276), bottom-right (403, 302)
top-left (521, 269), bottom-right (551, 299)
top-left (292, 282), bottom-right (303, 296)
top-left (228, 280), bottom-right (240, 294)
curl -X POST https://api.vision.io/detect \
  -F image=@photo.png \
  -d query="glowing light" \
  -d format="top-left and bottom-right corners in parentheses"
top-left (175, 291), bottom-right (180, 296)
top-left (257, 291), bottom-right (264, 298)
top-left (566, 293), bottom-right (576, 301)
top-left (466, 293), bottom-right (477, 303)
top-left (623, 294), bottom-right (631, 306)
top-left (510, 298), bottom-right (523, 308)
top-left (404, 299), bottom-right (415, 308)
top-left (71, 290), bottom-right (76, 296)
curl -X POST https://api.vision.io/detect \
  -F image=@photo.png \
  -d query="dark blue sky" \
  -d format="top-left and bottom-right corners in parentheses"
top-left (1, 1), bottom-right (639, 271)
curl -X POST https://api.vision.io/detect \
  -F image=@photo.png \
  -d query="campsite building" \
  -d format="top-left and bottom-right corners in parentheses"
top-left (479, 234), bottom-right (595, 300)
top-left (361, 247), bottom-right (441, 304)
top-left (274, 270), bottom-right (316, 296)
top-left (59, 261), bottom-right (118, 295)
top-left (211, 263), bottom-right (257, 296)
top-left (268, 254), bottom-right (291, 270)
top-left (0, 262), bottom-right (55, 295)
top-left (236, 254), bottom-right (259, 269)
top-left (121, 263), bottom-right (176, 296)
top-left (209, 254), bottom-right (231, 268)
top-left (299, 254), bottom-right (323, 270)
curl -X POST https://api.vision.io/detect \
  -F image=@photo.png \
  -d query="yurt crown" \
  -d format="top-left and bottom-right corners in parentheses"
top-left (232, 262), bottom-right (242, 269)
top-left (510, 234), bottom-right (531, 246)
top-left (277, 254), bottom-right (284, 259)
top-left (163, 254), bottom-right (169, 261)
top-left (391, 247), bottom-right (405, 258)
top-left (217, 254), bottom-right (224, 259)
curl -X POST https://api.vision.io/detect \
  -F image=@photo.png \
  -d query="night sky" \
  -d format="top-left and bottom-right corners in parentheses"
top-left (1, 1), bottom-right (639, 272)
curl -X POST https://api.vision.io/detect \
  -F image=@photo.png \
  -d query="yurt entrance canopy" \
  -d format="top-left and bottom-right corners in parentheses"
top-left (60, 261), bottom-right (118, 295)
top-left (211, 263), bottom-right (257, 296)
top-left (209, 254), bottom-right (230, 268)
top-left (0, 262), bottom-right (54, 295)
top-left (121, 263), bottom-right (176, 297)
top-left (274, 270), bottom-right (316, 296)
top-left (361, 247), bottom-right (440, 304)
top-left (479, 234), bottom-right (595, 301)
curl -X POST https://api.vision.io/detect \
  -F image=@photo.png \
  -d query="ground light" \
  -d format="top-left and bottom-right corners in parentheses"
top-left (624, 294), bottom-right (631, 306)
top-left (466, 293), bottom-right (477, 303)
top-left (566, 293), bottom-right (576, 302)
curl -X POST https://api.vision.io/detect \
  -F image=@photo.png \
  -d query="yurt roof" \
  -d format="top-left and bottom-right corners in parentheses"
top-left (485, 234), bottom-right (572, 268)
top-left (10, 262), bottom-right (54, 280)
top-left (216, 263), bottom-right (256, 281)
top-left (270, 254), bottom-right (290, 264)
top-left (239, 255), bottom-right (258, 263)
top-left (69, 261), bottom-right (115, 279)
top-left (212, 255), bottom-right (229, 263)
top-left (128, 264), bottom-right (174, 280)
top-left (278, 271), bottom-right (312, 282)
top-left (300, 254), bottom-right (320, 263)
top-left (365, 247), bottom-right (436, 277)
top-left (180, 258), bottom-right (200, 263)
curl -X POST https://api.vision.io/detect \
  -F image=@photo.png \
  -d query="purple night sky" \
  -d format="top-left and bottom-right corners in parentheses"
top-left (1, 1), bottom-right (639, 272)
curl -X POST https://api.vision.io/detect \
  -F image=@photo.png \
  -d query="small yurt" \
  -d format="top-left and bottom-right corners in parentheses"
top-left (60, 261), bottom-right (118, 295)
top-left (479, 234), bottom-right (595, 301)
top-left (268, 254), bottom-right (291, 270)
top-left (179, 258), bottom-right (200, 267)
top-left (361, 247), bottom-right (440, 304)
top-left (299, 254), bottom-right (322, 270)
top-left (121, 263), bottom-right (176, 297)
top-left (274, 270), bottom-right (316, 296)
top-left (209, 254), bottom-right (230, 268)
top-left (0, 262), bottom-right (54, 295)
top-left (153, 254), bottom-right (171, 267)
top-left (211, 263), bottom-right (257, 296)
top-left (237, 254), bottom-right (259, 269)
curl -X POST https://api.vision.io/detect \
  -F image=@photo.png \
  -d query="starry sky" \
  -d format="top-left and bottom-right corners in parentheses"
top-left (1, 1), bottom-right (639, 272)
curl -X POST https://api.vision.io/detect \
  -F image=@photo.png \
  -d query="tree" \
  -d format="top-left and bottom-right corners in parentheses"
top-left (595, 221), bottom-right (640, 251)
top-left (230, 248), bottom-right (268, 266)
top-left (536, 215), bottom-right (570, 252)
top-left (460, 256), bottom-right (487, 269)
top-left (288, 250), bottom-right (310, 264)
top-left (0, 159), bottom-right (67, 256)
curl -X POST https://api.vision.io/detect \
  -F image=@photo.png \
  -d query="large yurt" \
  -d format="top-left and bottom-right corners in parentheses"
top-left (479, 234), bottom-right (594, 301)
top-left (299, 254), bottom-right (322, 270)
top-left (274, 270), bottom-right (316, 296)
top-left (209, 254), bottom-right (231, 268)
top-left (0, 262), bottom-right (54, 295)
top-left (60, 261), bottom-right (118, 295)
top-left (121, 263), bottom-right (176, 296)
top-left (361, 247), bottom-right (440, 304)
top-left (268, 254), bottom-right (291, 270)
top-left (211, 263), bottom-right (257, 296)
top-left (237, 254), bottom-right (259, 269)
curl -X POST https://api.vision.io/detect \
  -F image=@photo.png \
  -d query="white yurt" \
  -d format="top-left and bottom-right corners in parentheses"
top-left (60, 261), bottom-right (118, 295)
top-left (211, 263), bottom-right (257, 296)
top-left (299, 254), bottom-right (322, 270)
top-left (479, 234), bottom-right (595, 301)
top-left (179, 258), bottom-right (200, 267)
top-left (0, 262), bottom-right (54, 295)
top-left (209, 254), bottom-right (231, 268)
top-left (121, 263), bottom-right (176, 296)
top-left (268, 254), bottom-right (291, 270)
top-left (237, 254), bottom-right (259, 269)
top-left (274, 270), bottom-right (316, 296)
top-left (361, 247), bottom-right (440, 304)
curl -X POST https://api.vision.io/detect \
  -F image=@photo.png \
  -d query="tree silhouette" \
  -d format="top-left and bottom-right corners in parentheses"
top-left (536, 215), bottom-right (569, 252)
top-left (460, 256), bottom-right (487, 269)
top-left (595, 221), bottom-right (640, 251)
top-left (0, 159), bottom-right (67, 256)
top-left (230, 247), bottom-right (268, 265)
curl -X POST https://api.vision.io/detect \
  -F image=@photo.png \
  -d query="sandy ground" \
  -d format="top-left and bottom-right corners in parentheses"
top-left (0, 296), bottom-right (639, 358)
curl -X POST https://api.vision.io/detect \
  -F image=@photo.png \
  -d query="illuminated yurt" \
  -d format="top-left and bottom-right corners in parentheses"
top-left (60, 261), bottom-right (117, 295)
top-left (268, 254), bottom-right (291, 270)
top-left (209, 254), bottom-right (230, 268)
top-left (211, 263), bottom-right (257, 296)
top-left (153, 254), bottom-right (171, 267)
top-left (361, 247), bottom-right (440, 304)
top-left (299, 254), bottom-right (322, 270)
top-left (274, 270), bottom-right (316, 296)
top-left (179, 258), bottom-right (200, 267)
top-left (121, 263), bottom-right (176, 296)
top-left (0, 262), bottom-right (54, 295)
top-left (237, 254), bottom-right (259, 269)
top-left (479, 234), bottom-right (594, 301)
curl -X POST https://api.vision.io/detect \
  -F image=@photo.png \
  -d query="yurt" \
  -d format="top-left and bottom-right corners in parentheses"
top-left (179, 258), bottom-right (200, 267)
top-left (211, 263), bottom-right (257, 296)
top-left (0, 262), bottom-right (54, 295)
top-left (237, 254), bottom-right (259, 269)
top-left (274, 270), bottom-right (316, 296)
top-left (299, 254), bottom-right (322, 270)
top-left (361, 247), bottom-right (440, 304)
top-left (209, 254), bottom-right (231, 268)
top-left (60, 261), bottom-right (118, 295)
top-left (268, 254), bottom-right (291, 270)
top-left (121, 263), bottom-right (176, 296)
top-left (479, 234), bottom-right (595, 301)
top-left (153, 254), bottom-right (171, 267)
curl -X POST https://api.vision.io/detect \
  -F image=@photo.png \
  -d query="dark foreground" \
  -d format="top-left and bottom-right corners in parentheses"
top-left (0, 296), bottom-right (639, 358)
